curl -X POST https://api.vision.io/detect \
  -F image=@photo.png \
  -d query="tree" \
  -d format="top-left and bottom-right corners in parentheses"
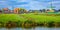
top-left (19, 8), bottom-right (28, 14)
top-left (42, 9), bottom-right (46, 12)
top-left (58, 9), bottom-right (60, 12)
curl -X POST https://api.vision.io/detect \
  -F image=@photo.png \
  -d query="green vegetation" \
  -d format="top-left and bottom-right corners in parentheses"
top-left (0, 14), bottom-right (27, 27)
top-left (0, 14), bottom-right (27, 22)
top-left (0, 14), bottom-right (60, 27)
top-left (20, 13), bottom-right (60, 27)
top-left (20, 13), bottom-right (60, 23)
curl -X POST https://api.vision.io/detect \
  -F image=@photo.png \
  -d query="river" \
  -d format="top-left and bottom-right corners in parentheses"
top-left (0, 26), bottom-right (60, 30)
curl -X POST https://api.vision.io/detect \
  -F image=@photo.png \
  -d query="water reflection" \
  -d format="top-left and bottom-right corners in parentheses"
top-left (0, 27), bottom-right (60, 30)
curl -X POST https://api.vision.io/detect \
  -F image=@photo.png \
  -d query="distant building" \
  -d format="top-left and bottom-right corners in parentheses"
top-left (14, 8), bottom-right (27, 14)
top-left (14, 8), bottom-right (20, 14)
top-left (3, 8), bottom-right (10, 14)
top-left (46, 9), bottom-right (54, 13)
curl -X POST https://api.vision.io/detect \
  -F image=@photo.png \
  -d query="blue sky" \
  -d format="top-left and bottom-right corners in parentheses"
top-left (0, 0), bottom-right (60, 10)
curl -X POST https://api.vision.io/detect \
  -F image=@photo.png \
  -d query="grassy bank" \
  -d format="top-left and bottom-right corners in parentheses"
top-left (0, 14), bottom-right (60, 27)
top-left (0, 14), bottom-right (27, 22)
top-left (20, 13), bottom-right (60, 27)
top-left (20, 13), bottom-right (60, 23)
top-left (0, 14), bottom-right (27, 27)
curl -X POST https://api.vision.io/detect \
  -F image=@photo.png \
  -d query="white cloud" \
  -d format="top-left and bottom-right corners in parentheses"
top-left (27, 1), bottom-right (46, 10)
top-left (1, 0), bottom-right (60, 10)
top-left (0, 1), bottom-right (6, 4)
top-left (48, 1), bottom-right (60, 4)
top-left (17, 0), bottom-right (30, 3)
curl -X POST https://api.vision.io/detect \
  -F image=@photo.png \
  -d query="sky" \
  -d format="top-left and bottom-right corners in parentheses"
top-left (0, 0), bottom-right (60, 10)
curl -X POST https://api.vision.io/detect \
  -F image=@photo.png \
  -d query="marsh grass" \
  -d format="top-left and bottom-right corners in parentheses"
top-left (0, 14), bottom-right (60, 27)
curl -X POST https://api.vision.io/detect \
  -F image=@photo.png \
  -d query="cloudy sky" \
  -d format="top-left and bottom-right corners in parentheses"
top-left (0, 0), bottom-right (60, 10)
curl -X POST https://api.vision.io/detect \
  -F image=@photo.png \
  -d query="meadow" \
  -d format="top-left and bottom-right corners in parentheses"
top-left (0, 13), bottom-right (60, 27)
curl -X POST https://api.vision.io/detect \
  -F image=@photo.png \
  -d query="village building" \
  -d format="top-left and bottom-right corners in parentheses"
top-left (3, 8), bottom-right (10, 14)
top-left (14, 8), bottom-right (27, 14)
top-left (46, 9), bottom-right (54, 13)
top-left (14, 8), bottom-right (20, 14)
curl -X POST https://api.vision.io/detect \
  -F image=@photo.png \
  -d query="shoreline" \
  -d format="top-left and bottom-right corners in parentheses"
top-left (0, 21), bottom-right (60, 28)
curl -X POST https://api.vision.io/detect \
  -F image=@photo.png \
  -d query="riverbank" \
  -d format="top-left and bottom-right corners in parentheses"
top-left (0, 26), bottom-right (60, 30)
top-left (0, 14), bottom-right (60, 27)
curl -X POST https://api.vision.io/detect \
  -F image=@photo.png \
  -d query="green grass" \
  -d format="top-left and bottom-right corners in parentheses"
top-left (20, 14), bottom-right (60, 23)
top-left (0, 14), bottom-right (27, 23)
top-left (0, 14), bottom-right (60, 24)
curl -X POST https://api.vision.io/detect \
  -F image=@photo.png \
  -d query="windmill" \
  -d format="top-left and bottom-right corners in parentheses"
top-left (50, 0), bottom-right (55, 10)
top-left (48, 0), bottom-right (55, 12)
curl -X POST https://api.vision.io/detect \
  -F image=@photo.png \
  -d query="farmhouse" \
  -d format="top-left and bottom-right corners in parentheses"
top-left (14, 8), bottom-right (20, 14)
top-left (14, 8), bottom-right (27, 14)
top-left (3, 8), bottom-right (10, 14)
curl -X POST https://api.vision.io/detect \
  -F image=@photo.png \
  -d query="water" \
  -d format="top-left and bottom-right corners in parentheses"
top-left (0, 27), bottom-right (60, 30)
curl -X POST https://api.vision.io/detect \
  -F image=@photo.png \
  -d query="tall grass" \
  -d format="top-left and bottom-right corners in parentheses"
top-left (0, 14), bottom-right (27, 23)
top-left (20, 14), bottom-right (60, 26)
top-left (0, 14), bottom-right (60, 27)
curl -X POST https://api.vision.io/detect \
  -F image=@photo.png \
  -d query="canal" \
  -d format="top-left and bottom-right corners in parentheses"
top-left (0, 26), bottom-right (60, 30)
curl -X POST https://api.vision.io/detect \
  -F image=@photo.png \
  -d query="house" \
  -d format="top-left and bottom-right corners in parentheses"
top-left (46, 9), bottom-right (54, 13)
top-left (14, 8), bottom-right (27, 14)
top-left (3, 8), bottom-right (10, 14)
top-left (14, 8), bottom-right (20, 14)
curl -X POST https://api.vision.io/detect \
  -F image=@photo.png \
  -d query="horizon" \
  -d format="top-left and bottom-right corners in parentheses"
top-left (0, 0), bottom-right (60, 10)
top-left (0, 8), bottom-right (60, 10)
